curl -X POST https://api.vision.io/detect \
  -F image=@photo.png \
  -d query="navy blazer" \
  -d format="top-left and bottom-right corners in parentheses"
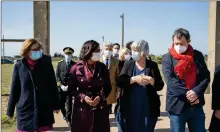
top-left (117, 59), bottom-right (164, 117)
top-left (7, 55), bottom-right (60, 131)
top-left (162, 50), bottom-right (210, 114)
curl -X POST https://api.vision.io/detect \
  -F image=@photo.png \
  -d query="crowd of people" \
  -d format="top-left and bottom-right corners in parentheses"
top-left (6, 28), bottom-right (220, 132)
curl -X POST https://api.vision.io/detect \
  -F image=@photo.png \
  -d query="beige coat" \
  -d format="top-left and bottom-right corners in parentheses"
top-left (101, 55), bottom-right (120, 104)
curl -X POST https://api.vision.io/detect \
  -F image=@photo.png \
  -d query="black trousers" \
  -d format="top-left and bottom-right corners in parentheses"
top-left (59, 91), bottom-right (68, 120)
top-left (108, 104), bottom-right (112, 114)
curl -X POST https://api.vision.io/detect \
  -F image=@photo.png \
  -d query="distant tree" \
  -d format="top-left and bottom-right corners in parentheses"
top-left (204, 54), bottom-right (208, 61)
top-left (14, 55), bottom-right (22, 59)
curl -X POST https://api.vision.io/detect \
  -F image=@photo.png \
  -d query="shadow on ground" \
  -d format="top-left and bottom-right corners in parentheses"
top-left (160, 111), bottom-right (168, 117)
top-left (52, 127), bottom-right (71, 131)
top-left (154, 129), bottom-right (170, 132)
top-left (109, 117), bottom-right (118, 127)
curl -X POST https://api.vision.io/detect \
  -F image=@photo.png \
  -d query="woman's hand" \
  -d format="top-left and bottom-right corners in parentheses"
top-left (84, 96), bottom-right (94, 106)
top-left (93, 96), bottom-right (100, 106)
top-left (131, 74), bottom-right (149, 85)
top-left (143, 75), bottom-right (155, 86)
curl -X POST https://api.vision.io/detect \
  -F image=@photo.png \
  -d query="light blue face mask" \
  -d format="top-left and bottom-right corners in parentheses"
top-left (64, 54), bottom-right (72, 62)
top-left (30, 50), bottom-right (43, 60)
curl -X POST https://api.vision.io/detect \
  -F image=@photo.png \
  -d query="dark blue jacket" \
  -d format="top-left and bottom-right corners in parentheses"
top-left (162, 50), bottom-right (210, 114)
top-left (7, 55), bottom-right (60, 131)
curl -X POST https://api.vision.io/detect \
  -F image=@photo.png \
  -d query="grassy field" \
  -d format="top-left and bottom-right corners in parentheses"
top-left (1, 60), bottom-right (163, 131)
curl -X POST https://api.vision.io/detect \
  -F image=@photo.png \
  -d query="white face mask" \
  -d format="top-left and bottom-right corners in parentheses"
top-left (103, 50), bottom-right (112, 58)
top-left (124, 54), bottom-right (131, 61)
top-left (113, 49), bottom-right (119, 54)
top-left (132, 51), bottom-right (141, 61)
top-left (91, 52), bottom-right (100, 62)
top-left (174, 45), bottom-right (188, 54)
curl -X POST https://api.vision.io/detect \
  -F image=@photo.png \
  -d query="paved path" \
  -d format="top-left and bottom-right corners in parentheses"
top-left (52, 86), bottom-right (212, 132)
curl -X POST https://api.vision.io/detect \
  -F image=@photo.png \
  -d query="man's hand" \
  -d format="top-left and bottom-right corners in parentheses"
top-left (53, 110), bottom-right (60, 114)
top-left (186, 90), bottom-right (198, 102)
top-left (215, 110), bottom-right (220, 119)
top-left (190, 99), bottom-right (200, 105)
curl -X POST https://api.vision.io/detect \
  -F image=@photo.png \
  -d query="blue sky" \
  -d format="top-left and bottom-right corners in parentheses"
top-left (2, 1), bottom-right (209, 56)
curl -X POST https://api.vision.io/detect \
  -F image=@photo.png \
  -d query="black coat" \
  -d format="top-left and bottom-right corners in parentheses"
top-left (56, 60), bottom-right (76, 90)
top-left (209, 66), bottom-right (220, 132)
top-left (7, 55), bottom-right (60, 131)
top-left (162, 50), bottom-right (210, 114)
top-left (117, 59), bottom-right (164, 117)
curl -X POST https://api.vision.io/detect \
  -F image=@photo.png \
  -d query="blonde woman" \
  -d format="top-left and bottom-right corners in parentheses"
top-left (115, 47), bottom-right (131, 132)
top-left (7, 38), bottom-right (60, 132)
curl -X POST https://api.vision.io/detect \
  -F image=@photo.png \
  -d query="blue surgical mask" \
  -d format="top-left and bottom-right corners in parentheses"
top-left (65, 54), bottom-right (72, 62)
top-left (30, 50), bottom-right (43, 60)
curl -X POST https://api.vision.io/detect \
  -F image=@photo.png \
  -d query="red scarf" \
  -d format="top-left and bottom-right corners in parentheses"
top-left (27, 58), bottom-right (38, 69)
top-left (169, 44), bottom-right (197, 90)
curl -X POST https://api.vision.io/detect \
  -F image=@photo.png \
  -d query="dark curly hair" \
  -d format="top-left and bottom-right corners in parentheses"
top-left (79, 40), bottom-right (100, 61)
top-left (172, 28), bottom-right (190, 42)
top-left (125, 41), bottom-right (134, 50)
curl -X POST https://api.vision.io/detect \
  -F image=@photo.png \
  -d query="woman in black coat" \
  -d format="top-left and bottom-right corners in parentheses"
top-left (117, 40), bottom-right (164, 132)
top-left (209, 66), bottom-right (220, 132)
top-left (7, 38), bottom-right (60, 132)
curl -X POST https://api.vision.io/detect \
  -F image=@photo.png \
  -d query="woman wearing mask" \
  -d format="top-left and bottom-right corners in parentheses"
top-left (115, 47), bottom-right (132, 132)
top-left (68, 40), bottom-right (112, 132)
top-left (7, 38), bottom-right (60, 132)
top-left (117, 40), bottom-right (164, 132)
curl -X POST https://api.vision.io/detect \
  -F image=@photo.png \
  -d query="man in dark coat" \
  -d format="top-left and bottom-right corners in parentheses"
top-left (162, 28), bottom-right (210, 132)
top-left (209, 66), bottom-right (220, 132)
top-left (56, 47), bottom-right (76, 126)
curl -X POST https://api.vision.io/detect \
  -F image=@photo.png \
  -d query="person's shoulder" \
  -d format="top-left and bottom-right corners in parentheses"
top-left (148, 59), bottom-right (158, 66)
top-left (193, 49), bottom-right (204, 57)
top-left (58, 60), bottom-right (64, 64)
top-left (14, 59), bottom-right (23, 68)
top-left (123, 59), bottom-right (135, 67)
top-left (111, 56), bottom-right (119, 62)
top-left (162, 53), bottom-right (171, 59)
top-left (215, 66), bottom-right (220, 75)
top-left (97, 61), bottom-right (106, 68)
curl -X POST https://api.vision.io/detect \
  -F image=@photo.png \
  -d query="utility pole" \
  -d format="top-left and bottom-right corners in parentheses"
top-left (102, 36), bottom-right (104, 43)
top-left (120, 13), bottom-right (124, 48)
top-left (2, 35), bottom-right (5, 58)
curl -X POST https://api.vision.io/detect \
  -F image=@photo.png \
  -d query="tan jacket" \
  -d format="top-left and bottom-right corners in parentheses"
top-left (101, 55), bottom-right (120, 104)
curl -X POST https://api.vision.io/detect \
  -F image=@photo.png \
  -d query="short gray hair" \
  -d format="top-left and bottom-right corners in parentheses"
top-left (103, 40), bottom-right (113, 47)
top-left (131, 40), bottom-right (149, 55)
